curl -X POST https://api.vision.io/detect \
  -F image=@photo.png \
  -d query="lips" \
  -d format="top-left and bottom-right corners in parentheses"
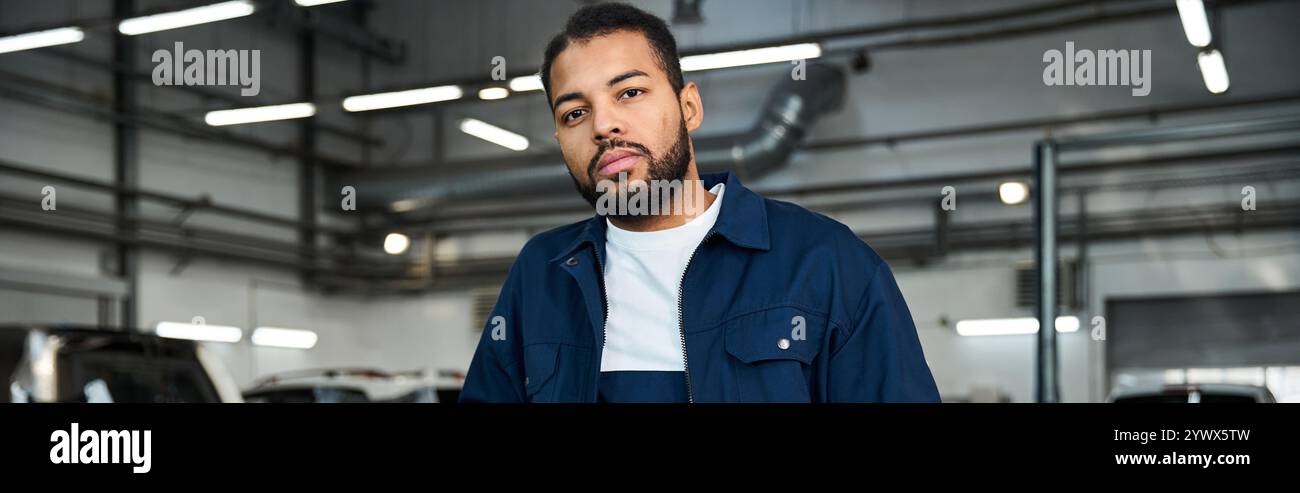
top-left (596, 148), bottom-right (643, 177)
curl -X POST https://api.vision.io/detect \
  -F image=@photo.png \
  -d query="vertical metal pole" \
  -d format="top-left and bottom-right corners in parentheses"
top-left (356, 2), bottom-right (373, 168)
top-left (1077, 189), bottom-right (1088, 306)
top-left (934, 197), bottom-right (950, 257)
top-left (299, 28), bottom-right (318, 285)
top-left (1079, 189), bottom-right (1095, 401)
top-left (432, 107), bottom-right (445, 165)
top-left (1035, 140), bottom-right (1060, 403)
top-left (113, 0), bottom-right (139, 330)
top-left (96, 296), bottom-right (113, 329)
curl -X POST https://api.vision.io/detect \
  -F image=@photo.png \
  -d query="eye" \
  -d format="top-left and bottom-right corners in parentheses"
top-left (563, 108), bottom-right (587, 123)
top-left (620, 88), bottom-right (644, 99)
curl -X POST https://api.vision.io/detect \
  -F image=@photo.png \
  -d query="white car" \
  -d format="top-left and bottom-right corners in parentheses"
top-left (242, 367), bottom-right (462, 403)
top-left (1107, 383), bottom-right (1276, 403)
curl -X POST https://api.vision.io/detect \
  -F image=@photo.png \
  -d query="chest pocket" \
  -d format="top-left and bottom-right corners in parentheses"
top-left (723, 306), bottom-right (828, 402)
top-left (522, 343), bottom-right (590, 403)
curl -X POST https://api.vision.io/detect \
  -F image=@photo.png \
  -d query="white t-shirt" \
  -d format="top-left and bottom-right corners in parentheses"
top-left (600, 183), bottom-right (725, 372)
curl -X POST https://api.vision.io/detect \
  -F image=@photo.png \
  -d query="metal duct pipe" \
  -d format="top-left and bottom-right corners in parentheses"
top-left (331, 63), bottom-right (846, 212)
top-left (694, 62), bottom-right (847, 177)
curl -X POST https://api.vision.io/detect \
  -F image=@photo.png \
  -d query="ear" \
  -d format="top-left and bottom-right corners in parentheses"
top-left (679, 81), bottom-right (703, 133)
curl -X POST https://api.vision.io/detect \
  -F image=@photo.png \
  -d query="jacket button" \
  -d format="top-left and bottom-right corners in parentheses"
top-left (565, 257), bottom-right (578, 266)
top-left (777, 338), bottom-right (791, 350)
top-left (524, 377), bottom-right (530, 385)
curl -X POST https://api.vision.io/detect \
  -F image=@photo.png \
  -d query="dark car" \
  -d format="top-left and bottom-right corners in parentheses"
top-left (1, 323), bottom-right (243, 403)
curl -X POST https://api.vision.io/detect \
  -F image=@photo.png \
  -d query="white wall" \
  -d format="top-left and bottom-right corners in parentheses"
top-left (131, 254), bottom-right (477, 386)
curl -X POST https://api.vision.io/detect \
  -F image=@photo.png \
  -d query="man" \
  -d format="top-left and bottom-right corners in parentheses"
top-left (460, 3), bottom-right (939, 403)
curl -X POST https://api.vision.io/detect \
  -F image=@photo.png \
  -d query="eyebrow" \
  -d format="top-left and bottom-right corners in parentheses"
top-left (551, 69), bottom-right (650, 111)
top-left (607, 69), bottom-right (648, 86)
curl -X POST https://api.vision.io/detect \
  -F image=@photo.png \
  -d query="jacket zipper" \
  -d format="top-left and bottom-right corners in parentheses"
top-left (677, 230), bottom-right (715, 404)
top-left (593, 244), bottom-right (609, 402)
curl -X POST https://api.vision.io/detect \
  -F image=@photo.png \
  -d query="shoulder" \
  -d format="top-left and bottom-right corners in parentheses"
top-left (761, 196), bottom-right (886, 273)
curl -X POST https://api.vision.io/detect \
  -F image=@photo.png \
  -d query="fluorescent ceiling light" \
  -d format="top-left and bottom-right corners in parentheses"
top-left (118, 1), bottom-right (256, 36)
top-left (955, 316), bottom-right (1080, 337)
top-left (390, 198), bottom-right (428, 213)
top-left (680, 43), bottom-right (822, 72)
top-left (459, 117), bottom-right (529, 151)
top-left (1175, 0), bottom-right (1212, 48)
top-left (1055, 316), bottom-right (1080, 333)
top-left (384, 232), bottom-right (410, 255)
top-left (348, 43), bottom-right (818, 105)
top-left (204, 102), bottom-right (316, 126)
top-left (0, 27), bottom-right (85, 55)
top-left (342, 85), bottom-right (463, 112)
top-left (1197, 49), bottom-right (1230, 94)
top-left (998, 181), bottom-right (1029, 205)
top-left (508, 75), bottom-right (543, 92)
top-left (478, 87), bottom-right (509, 100)
top-left (155, 321), bottom-right (243, 343)
top-left (294, 0), bottom-right (348, 6)
top-left (252, 327), bottom-right (318, 349)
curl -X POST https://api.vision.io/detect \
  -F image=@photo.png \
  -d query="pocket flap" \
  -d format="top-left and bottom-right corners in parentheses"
top-left (723, 308), bottom-right (824, 365)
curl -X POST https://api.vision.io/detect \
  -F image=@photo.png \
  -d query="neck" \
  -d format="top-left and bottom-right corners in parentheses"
top-left (607, 172), bottom-right (715, 232)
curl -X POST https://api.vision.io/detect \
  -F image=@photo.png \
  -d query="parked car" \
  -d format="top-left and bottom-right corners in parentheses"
top-left (1107, 383), bottom-right (1276, 403)
top-left (1, 323), bottom-right (243, 403)
top-left (243, 384), bottom-right (370, 403)
top-left (242, 367), bottom-right (459, 403)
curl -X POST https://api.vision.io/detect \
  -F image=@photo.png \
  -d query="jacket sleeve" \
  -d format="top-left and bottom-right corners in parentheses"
top-left (459, 259), bottom-right (527, 403)
top-left (827, 262), bottom-right (941, 403)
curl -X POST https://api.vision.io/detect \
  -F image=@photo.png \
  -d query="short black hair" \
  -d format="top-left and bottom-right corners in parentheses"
top-left (540, 3), bottom-right (685, 109)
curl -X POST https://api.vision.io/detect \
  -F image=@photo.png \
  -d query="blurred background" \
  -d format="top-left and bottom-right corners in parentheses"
top-left (1, 0), bottom-right (1298, 403)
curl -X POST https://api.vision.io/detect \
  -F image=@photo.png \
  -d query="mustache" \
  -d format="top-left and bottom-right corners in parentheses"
top-left (587, 139), bottom-right (653, 177)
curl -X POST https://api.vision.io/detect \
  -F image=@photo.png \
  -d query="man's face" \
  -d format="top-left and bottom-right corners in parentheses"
top-left (548, 30), bottom-right (703, 210)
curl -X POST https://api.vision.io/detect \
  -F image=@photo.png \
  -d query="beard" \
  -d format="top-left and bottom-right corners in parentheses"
top-left (569, 118), bottom-right (692, 217)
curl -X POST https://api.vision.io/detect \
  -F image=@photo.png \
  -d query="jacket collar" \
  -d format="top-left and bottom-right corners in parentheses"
top-left (550, 170), bottom-right (771, 263)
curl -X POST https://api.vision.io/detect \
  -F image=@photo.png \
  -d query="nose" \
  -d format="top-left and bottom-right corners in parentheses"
top-left (591, 103), bottom-right (626, 145)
